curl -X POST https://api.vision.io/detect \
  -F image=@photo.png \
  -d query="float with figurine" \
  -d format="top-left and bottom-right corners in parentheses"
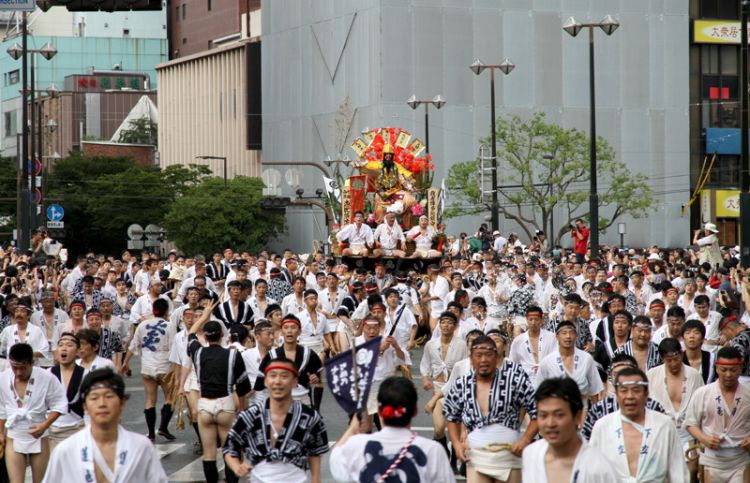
top-left (329, 127), bottom-right (445, 271)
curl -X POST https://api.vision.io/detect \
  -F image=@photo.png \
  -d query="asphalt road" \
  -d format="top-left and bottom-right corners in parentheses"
top-left (111, 347), bottom-right (442, 483)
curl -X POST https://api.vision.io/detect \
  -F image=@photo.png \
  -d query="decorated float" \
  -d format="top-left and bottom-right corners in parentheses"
top-left (327, 127), bottom-right (445, 269)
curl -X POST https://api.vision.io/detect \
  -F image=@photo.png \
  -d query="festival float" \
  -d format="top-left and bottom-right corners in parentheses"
top-left (329, 127), bottom-right (445, 270)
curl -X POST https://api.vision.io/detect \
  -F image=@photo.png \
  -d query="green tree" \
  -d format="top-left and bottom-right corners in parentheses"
top-left (46, 153), bottom-right (210, 255)
top-left (163, 176), bottom-right (285, 254)
top-left (0, 157), bottom-right (19, 230)
top-left (117, 117), bottom-right (158, 145)
top-left (444, 112), bottom-right (654, 244)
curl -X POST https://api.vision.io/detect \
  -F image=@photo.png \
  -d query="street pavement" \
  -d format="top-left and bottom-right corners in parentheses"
top-left (69, 346), bottom-right (446, 483)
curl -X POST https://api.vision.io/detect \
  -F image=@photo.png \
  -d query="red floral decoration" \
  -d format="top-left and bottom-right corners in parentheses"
top-left (361, 127), bottom-right (434, 176)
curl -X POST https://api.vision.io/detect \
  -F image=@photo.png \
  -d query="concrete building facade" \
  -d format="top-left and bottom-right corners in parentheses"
top-left (157, 40), bottom-right (262, 179)
top-left (261, 0), bottom-right (690, 251)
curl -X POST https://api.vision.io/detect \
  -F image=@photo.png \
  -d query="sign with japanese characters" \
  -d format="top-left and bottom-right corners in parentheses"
top-left (324, 336), bottom-right (381, 414)
top-left (715, 189), bottom-right (739, 218)
top-left (693, 20), bottom-right (749, 44)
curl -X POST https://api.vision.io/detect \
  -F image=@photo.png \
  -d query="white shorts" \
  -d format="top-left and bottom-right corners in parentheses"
top-left (141, 354), bottom-right (171, 379)
top-left (327, 318), bottom-right (341, 333)
top-left (366, 381), bottom-right (382, 415)
top-left (300, 341), bottom-right (325, 355)
top-left (141, 363), bottom-right (171, 379)
top-left (47, 422), bottom-right (85, 444)
top-left (184, 370), bottom-right (200, 392)
top-left (198, 395), bottom-right (236, 418)
top-left (414, 248), bottom-right (432, 258)
top-left (349, 243), bottom-right (367, 255)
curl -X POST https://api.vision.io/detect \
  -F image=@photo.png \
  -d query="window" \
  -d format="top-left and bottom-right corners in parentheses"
top-left (4, 111), bottom-right (17, 138)
top-left (700, 0), bottom-right (739, 19)
top-left (123, 28), bottom-right (130, 37)
top-left (207, 0), bottom-right (211, 11)
top-left (182, 3), bottom-right (186, 19)
top-left (182, 37), bottom-right (187, 45)
top-left (707, 155), bottom-right (740, 186)
top-left (4, 69), bottom-right (19, 86)
top-left (701, 45), bottom-right (740, 128)
top-left (175, 5), bottom-right (179, 20)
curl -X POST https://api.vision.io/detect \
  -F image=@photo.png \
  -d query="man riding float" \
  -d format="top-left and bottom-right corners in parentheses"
top-left (368, 144), bottom-right (418, 228)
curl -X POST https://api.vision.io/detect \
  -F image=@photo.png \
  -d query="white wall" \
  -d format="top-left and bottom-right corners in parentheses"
top-left (262, 0), bottom-right (690, 252)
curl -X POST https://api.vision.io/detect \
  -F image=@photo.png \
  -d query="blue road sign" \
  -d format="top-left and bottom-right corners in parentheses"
top-left (47, 204), bottom-right (64, 222)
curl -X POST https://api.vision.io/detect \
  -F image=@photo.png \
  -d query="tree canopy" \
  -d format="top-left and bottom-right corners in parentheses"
top-left (45, 154), bottom-right (211, 255)
top-left (163, 176), bottom-right (285, 254)
top-left (444, 112), bottom-right (654, 244)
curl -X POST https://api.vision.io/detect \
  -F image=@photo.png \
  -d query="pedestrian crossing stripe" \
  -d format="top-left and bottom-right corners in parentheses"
top-left (155, 443), bottom-right (185, 459)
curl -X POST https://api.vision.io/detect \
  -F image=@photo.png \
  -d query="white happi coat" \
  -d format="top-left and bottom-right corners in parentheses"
top-left (589, 409), bottom-right (689, 483)
top-left (419, 336), bottom-right (468, 382)
top-left (537, 348), bottom-right (604, 396)
top-left (646, 364), bottom-right (704, 444)
top-left (0, 367), bottom-right (67, 453)
top-left (522, 436), bottom-right (619, 482)
top-left (684, 381), bottom-right (750, 476)
top-left (508, 329), bottom-right (558, 386)
top-left (0, 323), bottom-right (49, 360)
top-left (43, 425), bottom-right (168, 483)
top-left (330, 426), bottom-right (456, 483)
top-left (384, 305), bottom-right (417, 365)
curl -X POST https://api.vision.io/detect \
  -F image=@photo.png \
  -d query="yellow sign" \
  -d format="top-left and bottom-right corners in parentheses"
top-left (342, 186), bottom-right (352, 225)
top-left (427, 188), bottom-right (440, 228)
top-left (395, 131), bottom-right (411, 149)
top-left (350, 138), bottom-right (368, 157)
top-left (693, 20), bottom-right (748, 44)
top-left (715, 189), bottom-right (740, 218)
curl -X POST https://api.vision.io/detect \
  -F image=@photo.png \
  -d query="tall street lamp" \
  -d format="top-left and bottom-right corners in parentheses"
top-left (563, 15), bottom-right (619, 262)
top-left (7, 38), bottom-right (57, 249)
top-left (406, 94), bottom-right (445, 153)
top-left (196, 155), bottom-right (228, 189)
top-left (470, 58), bottom-right (515, 232)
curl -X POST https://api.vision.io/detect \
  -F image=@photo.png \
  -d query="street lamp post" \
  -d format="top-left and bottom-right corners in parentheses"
top-left (470, 58), bottom-right (515, 233)
top-left (618, 222), bottom-right (627, 248)
top-left (7, 37), bottom-right (57, 249)
top-left (542, 153), bottom-right (555, 238)
top-left (406, 94), bottom-right (446, 153)
top-left (563, 15), bottom-right (619, 263)
top-left (195, 155), bottom-right (228, 189)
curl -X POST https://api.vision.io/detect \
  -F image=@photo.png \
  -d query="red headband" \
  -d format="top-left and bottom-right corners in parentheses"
top-left (719, 315), bottom-right (737, 331)
top-left (526, 309), bottom-right (543, 317)
top-left (281, 318), bottom-right (301, 327)
top-left (263, 364), bottom-right (299, 376)
top-left (716, 359), bottom-right (744, 366)
top-left (379, 405), bottom-right (406, 419)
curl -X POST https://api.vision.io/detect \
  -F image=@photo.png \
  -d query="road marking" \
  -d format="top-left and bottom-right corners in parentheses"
top-left (155, 442), bottom-right (185, 459)
top-left (169, 456), bottom-right (225, 482)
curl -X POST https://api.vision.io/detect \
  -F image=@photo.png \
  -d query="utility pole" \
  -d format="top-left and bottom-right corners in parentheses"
top-left (19, 13), bottom-right (29, 251)
top-left (741, 1), bottom-right (750, 267)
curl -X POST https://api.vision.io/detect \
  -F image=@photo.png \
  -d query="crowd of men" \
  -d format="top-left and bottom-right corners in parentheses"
top-left (0, 218), bottom-right (747, 482)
